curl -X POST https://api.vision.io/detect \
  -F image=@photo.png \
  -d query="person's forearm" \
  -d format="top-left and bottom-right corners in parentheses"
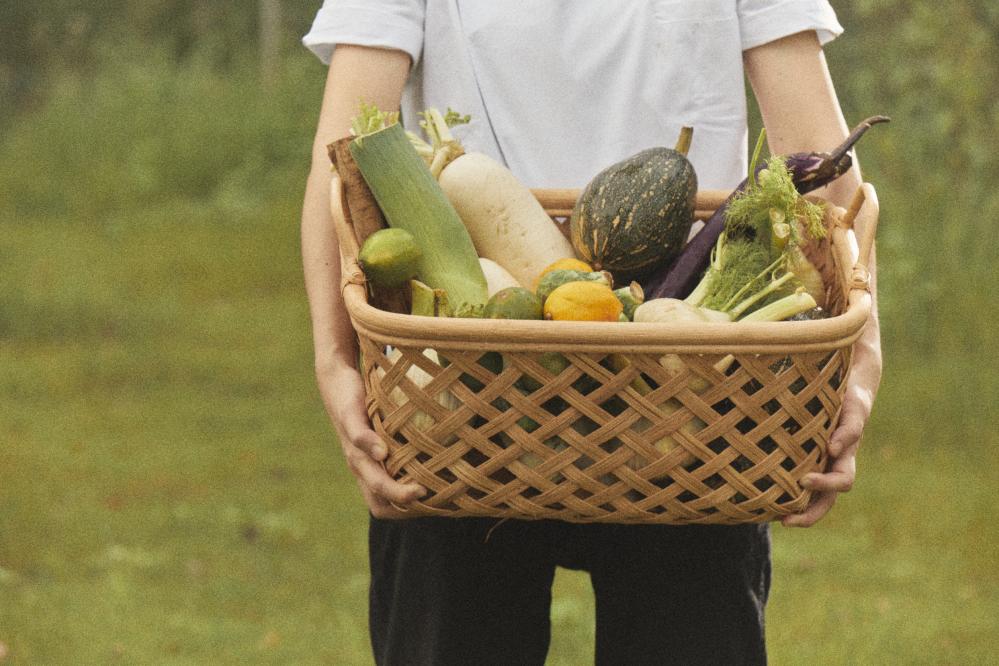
top-left (303, 166), bottom-right (358, 370)
top-left (747, 32), bottom-right (883, 526)
top-left (745, 31), bottom-right (881, 374)
top-left (302, 45), bottom-right (412, 372)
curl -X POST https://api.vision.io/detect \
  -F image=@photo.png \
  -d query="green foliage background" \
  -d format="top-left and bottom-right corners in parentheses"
top-left (1, 2), bottom-right (997, 663)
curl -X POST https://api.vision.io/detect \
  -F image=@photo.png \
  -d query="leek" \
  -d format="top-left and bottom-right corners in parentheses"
top-left (349, 104), bottom-right (487, 317)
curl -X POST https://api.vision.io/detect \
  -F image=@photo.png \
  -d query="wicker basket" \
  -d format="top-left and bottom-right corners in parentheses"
top-left (331, 176), bottom-right (879, 524)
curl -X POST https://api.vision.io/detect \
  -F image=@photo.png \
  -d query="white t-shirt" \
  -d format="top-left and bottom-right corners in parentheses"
top-left (304, 0), bottom-right (842, 190)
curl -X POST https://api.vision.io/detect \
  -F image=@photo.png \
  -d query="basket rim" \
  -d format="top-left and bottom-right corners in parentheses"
top-left (337, 184), bottom-right (873, 355)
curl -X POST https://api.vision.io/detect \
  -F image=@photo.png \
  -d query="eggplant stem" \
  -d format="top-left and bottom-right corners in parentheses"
top-left (828, 116), bottom-right (891, 164)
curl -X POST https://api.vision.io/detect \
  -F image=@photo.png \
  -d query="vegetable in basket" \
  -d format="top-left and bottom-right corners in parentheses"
top-left (634, 130), bottom-right (827, 325)
top-left (614, 282), bottom-right (645, 321)
top-left (643, 115), bottom-right (889, 301)
top-left (408, 109), bottom-right (576, 288)
top-left (534, 258), bottom-right (593, 289)
top-left (544, 281), bottom-right (624, 322)
top-left (535, 268), bottom-right (613, 303)
top-left (483, 287), bottom-right (544, 320)
top-left (479, 258), bottom-right (521, 296)
top-left (349, 104), bottom-right (488, 317)
top-left (357, 228), bottom-right (422, 289)
top-left (376, 348), bottom-right (461, 445)
top-left (570, 127), bottom-right (698, 280)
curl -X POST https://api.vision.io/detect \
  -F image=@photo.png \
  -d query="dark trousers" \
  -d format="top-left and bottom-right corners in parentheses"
top-left (369, 516), bottom-right (771, 666)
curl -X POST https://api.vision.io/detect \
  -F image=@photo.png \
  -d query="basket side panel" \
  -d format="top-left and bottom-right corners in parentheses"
top-left (361, 336), bottom-right (852, 524)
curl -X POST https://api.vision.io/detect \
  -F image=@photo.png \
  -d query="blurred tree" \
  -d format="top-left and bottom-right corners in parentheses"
top-left (260, 0), bottom-right (283, 90)
top-left (828, 1), bottom-right (999, 354)
top-left (0, 0), bottom-right (317, 118)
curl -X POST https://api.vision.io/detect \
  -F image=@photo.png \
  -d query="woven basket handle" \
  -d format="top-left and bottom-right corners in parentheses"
top-left (329, 173), bottom-right (368, 294)
top-left (837, 182), bottom-right (879, 293)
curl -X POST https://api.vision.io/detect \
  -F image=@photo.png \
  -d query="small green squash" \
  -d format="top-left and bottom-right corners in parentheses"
top-left (483, 287), bottom-right (544, 320)
top-left (614, 281), bottom-right (645, 320)
top-left (570, 128), bottom-right (697, 279)
top-left (358, 228), bottom-right (422, 288)
top-left (536, 269), bottom-right (612, 303)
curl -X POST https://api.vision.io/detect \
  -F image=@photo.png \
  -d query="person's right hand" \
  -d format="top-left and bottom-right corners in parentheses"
top-left (317, 361), bottom-right (427, 518)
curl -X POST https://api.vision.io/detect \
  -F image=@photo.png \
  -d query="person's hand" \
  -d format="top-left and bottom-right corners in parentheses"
top-left (782, 337), bottom-right (882, 528)
top-left (317, 361), bottom-right (427, 518)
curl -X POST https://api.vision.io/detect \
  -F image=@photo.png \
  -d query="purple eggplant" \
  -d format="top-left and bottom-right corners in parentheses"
top-left (643, 116), bottom-right (889, 301)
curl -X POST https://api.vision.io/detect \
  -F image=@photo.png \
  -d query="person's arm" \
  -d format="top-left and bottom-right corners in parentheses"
top-left (744, 30), bottom-right (883, 527)
top-left (302, 44), bottom-right (425, 517)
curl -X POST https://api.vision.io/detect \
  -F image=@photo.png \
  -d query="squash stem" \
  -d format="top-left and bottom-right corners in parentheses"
top-left (674, 126), bottom-right (694, 156)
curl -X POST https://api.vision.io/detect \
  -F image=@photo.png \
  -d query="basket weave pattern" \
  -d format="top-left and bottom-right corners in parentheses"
top-left (336, 184), bottom-right (876, 524)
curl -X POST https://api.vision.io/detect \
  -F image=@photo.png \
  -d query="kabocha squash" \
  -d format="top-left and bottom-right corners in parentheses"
top-left (349, 105), bottom-right (488, 316)
top-left (570, 127), bottom-right (697, 279)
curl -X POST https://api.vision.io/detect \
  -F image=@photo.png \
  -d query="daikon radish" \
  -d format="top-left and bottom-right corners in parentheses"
top-left (377, 348), bottom-right (459, 444)
top-left (479, 258), bottom-right (521, 296)
top-left (411, 109), bottom-right (576, 288)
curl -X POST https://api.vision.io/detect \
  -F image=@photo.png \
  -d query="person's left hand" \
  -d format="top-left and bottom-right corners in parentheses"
top-left (782, 334), bottom-right (882, 528)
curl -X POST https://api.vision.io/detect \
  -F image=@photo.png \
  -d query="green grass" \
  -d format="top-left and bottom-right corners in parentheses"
top-left (3, 187), bottom-right (997, 666)
top-left (2, 40), bottom-right (997, 665)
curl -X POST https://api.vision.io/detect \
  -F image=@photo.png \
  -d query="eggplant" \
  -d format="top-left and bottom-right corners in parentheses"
top-left (643, 116), bottom-right (889, 301)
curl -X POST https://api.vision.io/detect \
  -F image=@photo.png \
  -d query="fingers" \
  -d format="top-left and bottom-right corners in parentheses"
top-left (801, 452), bottom-right (856, 493)
top-left (800, 470), bottom-right (853, 493)
top-left (362, 485), bottom-right (418, 520)
top-left (829, 395), bottom-right (866, 458)
top-left (829, 384), bottom-right (873, 458)
top-left (783, 453), bottom-right (856, 528)
top-left (786, 348), bottom-right (880, 528)
top-left (347, 447), bottom-right (427, 505)
top-left (782, 491), bottom-right (837, 528)
top-left (316, 363), bottom-right (427, 511)
top-left (342, 416), bottom-right (387, 461)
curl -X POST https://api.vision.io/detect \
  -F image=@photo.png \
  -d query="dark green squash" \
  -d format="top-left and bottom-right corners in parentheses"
top-left (570, 128), bottom-right (697, 279)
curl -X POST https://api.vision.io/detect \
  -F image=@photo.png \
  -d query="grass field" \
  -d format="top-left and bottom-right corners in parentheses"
top-left (2, 191), bottom-right (997, 665)
top-left (2, 44), bottom-right (998, 665)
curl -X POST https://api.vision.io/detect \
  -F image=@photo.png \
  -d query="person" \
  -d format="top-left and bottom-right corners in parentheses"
top-left (301, 2), bottom-right (882, 664)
